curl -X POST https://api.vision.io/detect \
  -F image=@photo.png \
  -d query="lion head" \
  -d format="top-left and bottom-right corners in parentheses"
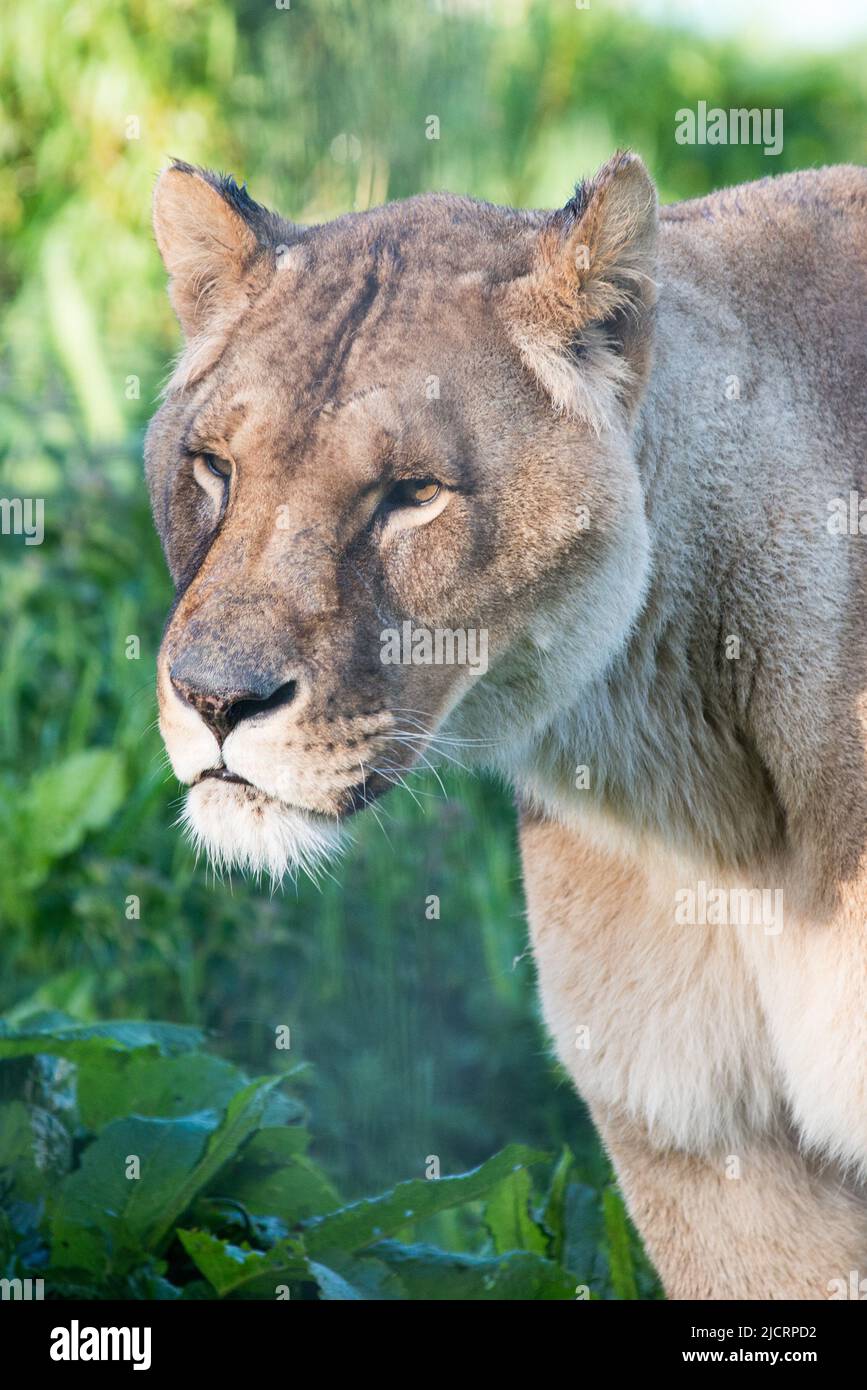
top-left (146, 152), bottom-right (657, 878)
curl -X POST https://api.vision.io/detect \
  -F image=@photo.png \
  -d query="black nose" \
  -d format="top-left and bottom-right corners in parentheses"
top-left (170, 665), bottom-right (298, 744)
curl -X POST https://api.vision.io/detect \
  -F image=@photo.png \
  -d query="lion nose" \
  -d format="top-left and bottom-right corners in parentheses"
top-left (170, 665), bottom-right (298, 744)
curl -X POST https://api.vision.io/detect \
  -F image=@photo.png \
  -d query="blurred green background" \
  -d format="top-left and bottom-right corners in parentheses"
top-left (1, 0), bottom-right (865, 1292)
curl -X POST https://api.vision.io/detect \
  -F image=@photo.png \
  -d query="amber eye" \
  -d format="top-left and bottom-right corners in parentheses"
top-left (203, 452), bottom-right (231, 480)
top-left (390, 479), bottom-right (441, 508)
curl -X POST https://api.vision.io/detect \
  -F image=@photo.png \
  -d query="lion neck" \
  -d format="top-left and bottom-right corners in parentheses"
top-left (482, 299), bottom-right (790, 874)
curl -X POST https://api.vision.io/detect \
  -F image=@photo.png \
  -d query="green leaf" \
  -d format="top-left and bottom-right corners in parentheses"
top-left (144, 1075), bottom-right (289, 1252)
top-left (303, 1144), bottom-right (547, 1255)
top-left (372, 1241), bottom-right (577, 1300)
top-left (177, 1228), bottom-right (308, 1298)
top-left (0, 1100), bottom-right (52, 1203)
top-left (558, 1181), bottom-right (608, 1288)
top-left (77, 1052), bottom-right (249, 1131)
top-left (50, 1111), bottom-right (219, 1275)
top-left (237, 1127), bottom-right (311, 1163)
top-left (4, 970), bottom-right (98, 1026)
top-left (20, 748), bottom-right (126, 871)
top-left (219, 1126), bottom-right (340, 1227)
top-left (310, 1252), bottom-right (405, 1300)
top-left (484, 1167), bottom-right (548, 1255)
top-left (223, 1152), bottom-right (339, 1229)
top-left (0, 1016), bottom-right (204, 1064)
top-left (602, 1185), bottom-right (638, 1301)
top-left (541, 1146), bottom-right (575, 1264)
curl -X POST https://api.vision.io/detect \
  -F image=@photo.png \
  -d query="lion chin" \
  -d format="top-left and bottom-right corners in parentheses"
top-left (180, 777), bottom-right (342, 883)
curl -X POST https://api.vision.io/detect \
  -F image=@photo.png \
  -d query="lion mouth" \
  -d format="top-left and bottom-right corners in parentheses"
top-left (179, 750), bottom-right (402, 881)
top-left (194, 765), bottom-right (390, 819)
top-left (195, 766), bottom-right (254, 788)
top-left (181, 774), bottom-right (343, 881)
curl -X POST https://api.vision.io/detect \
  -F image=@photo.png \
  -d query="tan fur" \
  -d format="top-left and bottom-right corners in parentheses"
top-left (591, 1104), bottom-right (867, 1301)
top-left (147, 154), bottom-right (867, 1298)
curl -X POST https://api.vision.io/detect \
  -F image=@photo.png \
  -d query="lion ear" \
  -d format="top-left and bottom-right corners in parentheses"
top-left (504, 151), bottom-right (658, 430)
top-left (152, 162), bottom-right (288, 340)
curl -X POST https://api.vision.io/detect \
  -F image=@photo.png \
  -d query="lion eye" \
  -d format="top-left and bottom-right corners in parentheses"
top-left (203, 453), bottom-right (231, 480)
top-left (192, 453), bottom-right (232, 511)
top-left (391, 479), bottom-right (441, 508)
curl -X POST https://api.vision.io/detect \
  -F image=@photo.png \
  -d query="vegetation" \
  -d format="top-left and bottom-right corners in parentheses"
top-left (1, 0), bottom-right (864, 1298)
top-left (0, 1013), bottom-right (658, 1299)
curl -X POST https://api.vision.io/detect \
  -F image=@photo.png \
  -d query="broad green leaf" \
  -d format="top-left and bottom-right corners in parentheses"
top-left (484, 1167), bottom-right (548, 1255)
top-left (123, 1269), bottom-right (183, 1301)
top-left (219, 1126), bottom-right (339, 1227)
top-left (308, 1262), bottom-right (364, 1301)
top-left (77, 1052), bottom-right (248, 1130)
top-left (303, 1144), bottom-right (547, 1255)
top-left (221, 1152), bottom-right (340, 1228)
top-left (21, 748), bottom-right (126, 869)
top-left (0, 1101), bottom-right (51, 1203)
top-left (3, 969), bottom-right (97, 1026)
top-left (310, 1253), bottom-right (405, 1300)
top-left (144, 1075), bottom-right (289, 1251)
top-left (560, 1181), bottom-right (609, 1288)
top-left (0, 1017), bottom-right (203, 1063)
top-left (602, 1185), bottom-right (638, 1301)
top-left (541, 1146), bottom-right (575, 1264)
top-left (372, 1240), bottom-right (577, 1300)
top-left (50, 1111), bottom-right (219, 1275)
top-left (238, 1127), bottom-right (311, 1164)
top-left (177, 1228), bottom-right (308, 1298)
top-left (259, 1087), bottom-right (305, 1128)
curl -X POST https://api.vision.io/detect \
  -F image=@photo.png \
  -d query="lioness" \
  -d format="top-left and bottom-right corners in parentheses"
top-left (146, 153), bottom-right (867, 1300)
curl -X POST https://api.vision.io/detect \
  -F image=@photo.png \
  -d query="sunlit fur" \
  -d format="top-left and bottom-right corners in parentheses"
top-left (180, 778), bottom-right (342, 883)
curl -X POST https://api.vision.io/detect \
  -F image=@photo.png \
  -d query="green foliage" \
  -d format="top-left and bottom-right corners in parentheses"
top-left (0, 1014), bottom-right (655, 1299)
top-left (176, 1229), bottom-right (309, 1300)
top-left (0, 1016), bottom-right (204, 1061)
top-left (485, 1166), bottom-right (549, 1256)
top-left (302, 1144), bottom-right (548, 1256)
top-left (603, 1185), bottom-right (641, 1302)
top-left (52, 1111), bottom-right (223, 1275)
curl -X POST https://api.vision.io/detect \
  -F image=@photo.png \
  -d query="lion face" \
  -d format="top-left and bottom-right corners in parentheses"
top-left (146, 155), bottom-right (657, 878)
